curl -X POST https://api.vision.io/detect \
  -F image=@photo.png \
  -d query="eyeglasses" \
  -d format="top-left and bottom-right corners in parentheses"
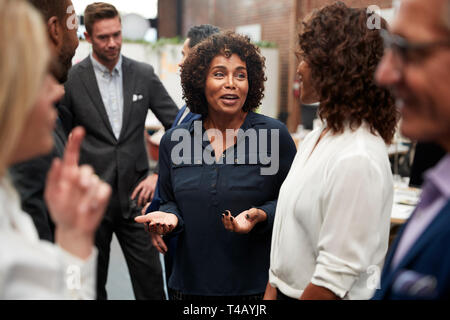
top-left (380, 29), bottom-right (450, 64)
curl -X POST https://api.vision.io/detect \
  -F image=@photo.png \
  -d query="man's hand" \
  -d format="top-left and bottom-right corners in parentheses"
top-left (221, 208), bottom-right (267, 234)
top-left (131, 173), bottom-right (158, 207)
top-left (45, 127), bottom-right (112, 259)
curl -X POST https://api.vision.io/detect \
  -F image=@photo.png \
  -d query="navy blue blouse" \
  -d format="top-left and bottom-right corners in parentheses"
top-left (158, 111), bottom-right (296, 296)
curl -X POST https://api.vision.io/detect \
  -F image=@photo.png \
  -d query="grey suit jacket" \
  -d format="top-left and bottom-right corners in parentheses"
top-left (62, 56), bottom-right (178, 219)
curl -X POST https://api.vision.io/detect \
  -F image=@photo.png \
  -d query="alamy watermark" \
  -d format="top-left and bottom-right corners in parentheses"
top-left (66, 5), bottom-right (78, 31)
top-left (66, 265), bottom-right (81, 291)
top-left (367, 5), bottom-right (382, 30)
top-left (170, 121), bottom-right (280, 176)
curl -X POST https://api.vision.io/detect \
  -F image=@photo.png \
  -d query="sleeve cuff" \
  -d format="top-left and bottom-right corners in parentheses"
top-left (160, 202), bottom-right (184, 235)
top-left (311, 251), bottom-right (359, 299)
top-left (57, 246), bottom-right (98, 300)
top-left (253, 202), bottom-right (276, 234)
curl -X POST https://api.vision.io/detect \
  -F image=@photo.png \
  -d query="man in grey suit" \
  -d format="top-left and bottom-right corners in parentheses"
top-left (62, 2), bottom-right (178, 299)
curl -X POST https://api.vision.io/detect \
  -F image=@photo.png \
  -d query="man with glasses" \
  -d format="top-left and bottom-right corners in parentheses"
top-left (373, 0), bottom-right (450, 299)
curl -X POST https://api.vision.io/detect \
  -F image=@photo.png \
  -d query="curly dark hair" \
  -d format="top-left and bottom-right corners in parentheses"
top-left (298, 1), bottom-right (398, 143)
top-left (181, 31), bottom-right (266, 117)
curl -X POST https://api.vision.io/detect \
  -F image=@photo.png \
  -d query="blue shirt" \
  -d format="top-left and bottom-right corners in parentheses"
top-left (90, 54), bottom-right (123, 140)
top-left (174, 105), bottom-right (197, 126)
top-left (147, 105), bottom-right (200, 213)
top-left (158, 111), bottom-right (297, 295)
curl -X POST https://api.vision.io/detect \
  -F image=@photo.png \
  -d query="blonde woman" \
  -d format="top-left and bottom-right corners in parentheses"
top-left (0, 0), bottom-right (111, 299)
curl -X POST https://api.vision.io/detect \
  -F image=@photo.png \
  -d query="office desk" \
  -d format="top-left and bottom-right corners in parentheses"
top-left (391, 184), bottom-right (421, 224)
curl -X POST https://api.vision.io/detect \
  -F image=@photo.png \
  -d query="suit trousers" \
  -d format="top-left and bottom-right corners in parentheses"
top-left (95, 183), bottom-right (165, 300)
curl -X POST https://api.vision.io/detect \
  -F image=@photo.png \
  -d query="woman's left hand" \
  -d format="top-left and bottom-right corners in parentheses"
top-left (221, 208), bottom-right (267, 234)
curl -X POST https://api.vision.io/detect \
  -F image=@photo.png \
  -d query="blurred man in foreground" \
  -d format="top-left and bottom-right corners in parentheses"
top-left (374, 0), bottom-right (450, 299)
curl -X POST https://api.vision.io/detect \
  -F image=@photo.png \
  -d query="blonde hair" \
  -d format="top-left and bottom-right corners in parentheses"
top-left (0, 0), bottom-right (49, 174)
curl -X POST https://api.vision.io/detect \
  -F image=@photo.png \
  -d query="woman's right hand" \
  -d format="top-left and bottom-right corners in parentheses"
top-left (135, 211), bottom-right (178, 235)
top-left (140, 204), bottom-right (169, 254)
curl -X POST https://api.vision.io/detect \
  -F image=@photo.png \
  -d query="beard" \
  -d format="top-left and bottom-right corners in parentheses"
top-left (54, 45), bottom-right (75, 84)
top-left (54, 31), bottom-right (78, 84)
top-left (58, 57), bottom-right (73, 84)
top-left (94, 48), bottom-right (121, 64)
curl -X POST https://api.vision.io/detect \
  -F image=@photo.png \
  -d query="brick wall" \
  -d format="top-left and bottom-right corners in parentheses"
top-left (158, 0), bottom-right (178, 38)
top-left (180, 0), bottom-right (297, 119)
top-left (213, 0), bottom-right (296, 122)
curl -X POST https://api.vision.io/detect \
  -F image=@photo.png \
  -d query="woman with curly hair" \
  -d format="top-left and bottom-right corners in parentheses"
top-left (136, 31), bottom-right (296, 300)
top-left (265, 2), bottom-right (398, 300)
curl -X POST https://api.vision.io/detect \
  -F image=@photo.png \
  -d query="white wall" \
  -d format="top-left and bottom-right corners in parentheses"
top-left (73, 41), bottom-right (280, 128)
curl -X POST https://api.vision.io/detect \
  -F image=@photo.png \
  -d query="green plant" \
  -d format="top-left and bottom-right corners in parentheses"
top-left (147, 36), bottom-right (183, 50)
top-left (82, 36), bottom-right (277, 49)
top-left (255, 40), bottom-right (278, 48)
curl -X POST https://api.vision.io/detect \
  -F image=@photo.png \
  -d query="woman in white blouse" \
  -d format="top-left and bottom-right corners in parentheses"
top-left (0, 0), bottom-right (111, 299)
top-left (264, 3), bottom-right (398, 300)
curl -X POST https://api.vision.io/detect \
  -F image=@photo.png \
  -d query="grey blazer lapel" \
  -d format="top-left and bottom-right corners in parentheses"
top-left (78, 58), bottom-right (116, 140)
top-left (120, 57), bottom-right (137, 141)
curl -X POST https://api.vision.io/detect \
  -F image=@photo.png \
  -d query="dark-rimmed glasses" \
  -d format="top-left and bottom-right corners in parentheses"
top-left (380, 29), bottom-right (450, 64)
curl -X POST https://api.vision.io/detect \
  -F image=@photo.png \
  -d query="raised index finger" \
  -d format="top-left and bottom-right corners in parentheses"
top-left (63, 126), bottom-right (85, 167)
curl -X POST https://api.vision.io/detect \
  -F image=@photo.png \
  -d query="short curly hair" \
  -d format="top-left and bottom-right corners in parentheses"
top-left (181, 31), bottom-right (266, 117)
top-left (298, 1), bottom-right (398, 144)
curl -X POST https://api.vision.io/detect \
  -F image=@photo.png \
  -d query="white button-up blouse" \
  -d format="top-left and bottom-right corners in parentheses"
top-left (269, 122), bottom-right (393, 300)
top-left (0, 176), bottom-right (97, 299)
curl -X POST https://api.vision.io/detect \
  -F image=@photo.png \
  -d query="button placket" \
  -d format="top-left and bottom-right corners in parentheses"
top-left (211, 164), bottom-right (218, 188)
top-left (210, 165), bottom-right (219, 202)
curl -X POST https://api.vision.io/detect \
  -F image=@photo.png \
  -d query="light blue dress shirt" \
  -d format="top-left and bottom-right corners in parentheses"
top-left (90, 53), bottom-right (124, 140)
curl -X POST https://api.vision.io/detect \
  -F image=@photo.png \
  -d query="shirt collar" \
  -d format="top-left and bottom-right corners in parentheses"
top-left (424, 153), bottom-right (450, 198)
top-left (187, 111), bottom-right (267, 133)
top-left (90, 53), bottom-right (122, 77)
